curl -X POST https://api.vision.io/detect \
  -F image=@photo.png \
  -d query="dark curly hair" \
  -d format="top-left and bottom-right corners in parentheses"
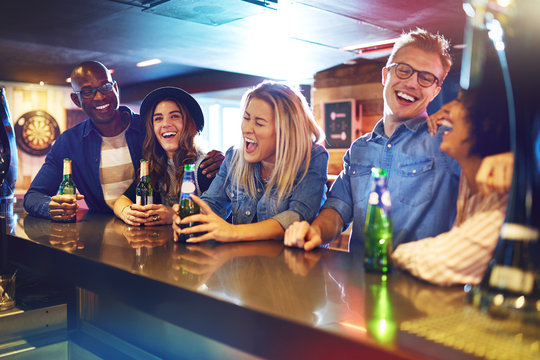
top-left (457, 55), bottom-right (510, 158)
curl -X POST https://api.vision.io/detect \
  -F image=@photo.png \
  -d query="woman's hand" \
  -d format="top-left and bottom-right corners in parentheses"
top-left (178, 195), bottom-right (237, 243)
top-left (122, 204), bottom-right (175, 226)
top-left (476, 152), bottom-right (514, 195)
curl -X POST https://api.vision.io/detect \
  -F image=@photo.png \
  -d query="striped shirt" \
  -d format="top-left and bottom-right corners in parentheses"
top-left (100, 127), bottom-right (135, 209)
top-left (392, 176), bottom-right (508, 286)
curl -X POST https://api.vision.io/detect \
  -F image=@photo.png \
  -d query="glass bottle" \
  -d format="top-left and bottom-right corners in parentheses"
top-left (178, 164), bottom-right (200, 242)
top-left (364, 168), bottom-right (393, 274)
top-left (59, 158), bottom-right (76, 197)
top-left (57, 158), bottom-right (77, 223)
top-left (136, 159), bottom-right (153, 206)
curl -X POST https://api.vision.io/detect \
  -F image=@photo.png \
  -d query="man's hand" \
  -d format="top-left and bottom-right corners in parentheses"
top-left (284, 221), bottom-right (323, 251)
top-left (427, 100), bottom-right (457, 136)
top-left (199, 150), bottom-right (224, 178)
top-left (49, 194), bottom-right (84, 222)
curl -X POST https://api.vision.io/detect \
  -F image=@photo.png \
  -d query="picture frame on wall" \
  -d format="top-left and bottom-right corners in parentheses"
top-left (323, 99), bottom-right (361, 148)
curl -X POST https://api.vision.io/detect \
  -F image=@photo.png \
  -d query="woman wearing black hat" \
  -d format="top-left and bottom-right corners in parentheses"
top-left (113, 86), bottom-right (222, 226)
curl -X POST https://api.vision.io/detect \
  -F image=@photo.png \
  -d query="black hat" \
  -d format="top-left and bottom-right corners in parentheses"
top-left (139, 86), bottom-right (204, 132)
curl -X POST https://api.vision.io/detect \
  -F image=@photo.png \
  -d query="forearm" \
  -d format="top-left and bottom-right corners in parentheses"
top-left (23, 190), bottom-right (52, 219)
top-left (114, 195), bottom-right (134, 221)
top-left (232, 219), bottom-right (285, 241)
top-left (311, 208), bottom-right (344, 245)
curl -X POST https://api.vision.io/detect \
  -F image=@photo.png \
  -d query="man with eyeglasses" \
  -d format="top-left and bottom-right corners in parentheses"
top-left (285, 29), bottom-right (461, 253)
top-left (24, 61), bottom-right (223, 221)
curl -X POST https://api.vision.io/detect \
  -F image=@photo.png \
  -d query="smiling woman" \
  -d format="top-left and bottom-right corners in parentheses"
top-left (172, 81), bottom-right (329, 244)
top-left (113, 87), bottom-right (223, 226)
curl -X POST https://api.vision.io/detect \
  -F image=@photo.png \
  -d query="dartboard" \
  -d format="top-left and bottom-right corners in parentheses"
top-left (15, 110), bottom-right (60, 156)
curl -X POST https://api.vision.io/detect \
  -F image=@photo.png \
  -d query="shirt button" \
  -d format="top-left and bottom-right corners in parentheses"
top-left (257, 188), bottom-right (262, 193)
top-left (246, 210), bottom-right (251, 216)
top-left (352, 170), bottom-right (356, 175)
top-left (413, 169), bottom-right (417, 173)
top-left (387, 144), bottom-right (392, 148)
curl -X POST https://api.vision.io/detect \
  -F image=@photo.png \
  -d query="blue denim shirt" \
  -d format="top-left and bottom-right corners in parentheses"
top-left (23, 106), bottom-right (145, 218)
top-left (323, 115), bottom-right (461, 253)
top-left (201, 144), bottom-right (328, 229)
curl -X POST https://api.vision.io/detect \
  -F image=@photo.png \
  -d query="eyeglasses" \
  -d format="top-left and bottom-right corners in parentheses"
top-left (74, 81), bottom-right (115, 99)
top-left (386, 63), bottom-right (440, 88)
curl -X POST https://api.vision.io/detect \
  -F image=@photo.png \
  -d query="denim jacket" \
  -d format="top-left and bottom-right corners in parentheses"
top-left (323, 115), bottom-right (461, 253)
top-left (23, 106), bottom-right (145, 218)
top-left (201, 144), bottom-right (328, 229)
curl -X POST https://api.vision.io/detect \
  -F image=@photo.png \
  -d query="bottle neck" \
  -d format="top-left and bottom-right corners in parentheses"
top-left (140, 162), bottom-right (149, 182)
top-left (62, 161), bottom-right (72, 180)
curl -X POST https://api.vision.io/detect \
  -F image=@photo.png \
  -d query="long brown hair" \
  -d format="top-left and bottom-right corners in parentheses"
top-left (141, 97), bottom-right (200, 195)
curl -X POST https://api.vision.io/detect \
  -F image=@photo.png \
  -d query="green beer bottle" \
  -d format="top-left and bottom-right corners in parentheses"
top-left (178, 164), bottom-right (200, 242)
top-left (59, 158), bottom-right (76, 197)
top-left (57, 158), bottom-right (77, 223)
top-left (136, 159), bottom-right (153, 206)
top-left (364, 168), bottom-right (393, 274)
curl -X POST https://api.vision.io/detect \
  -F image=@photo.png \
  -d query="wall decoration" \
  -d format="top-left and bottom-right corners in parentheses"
top-left (323, 100), bottom-right (359, 148)
top-left (14, 110), bottom-right (60, 156)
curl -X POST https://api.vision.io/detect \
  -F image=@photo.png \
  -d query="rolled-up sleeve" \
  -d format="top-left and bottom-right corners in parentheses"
top-left (23, 139), bottom-right (65, 219)
top-left (321, 148), bottom-right (354, 229)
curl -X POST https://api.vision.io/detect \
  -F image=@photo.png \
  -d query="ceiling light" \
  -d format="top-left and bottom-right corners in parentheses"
top-left (136, 59), bottom-right (162, 67)
top-left (66, 78), bottom-right (71, 83)
top-left (340, 38), bottom-right (400, 55)
top-left (39, 81), bottom-right (45, 86)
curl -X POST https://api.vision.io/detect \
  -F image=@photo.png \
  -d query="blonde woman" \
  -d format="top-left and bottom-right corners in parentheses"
top-left (172, 81), bottom-right (328, 242)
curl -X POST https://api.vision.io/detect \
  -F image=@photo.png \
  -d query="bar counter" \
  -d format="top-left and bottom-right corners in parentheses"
top-left (3, 205), bottom-right (539, 359)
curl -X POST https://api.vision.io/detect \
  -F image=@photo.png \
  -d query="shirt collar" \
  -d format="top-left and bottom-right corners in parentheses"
top-left (82, 106), bottom-right (140, 137)
top-left (369, 112), bottom-right (428, 141)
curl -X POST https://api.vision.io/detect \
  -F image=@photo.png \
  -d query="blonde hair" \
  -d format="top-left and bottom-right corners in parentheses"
top-left (387, 28), bottom-right (453, 82)
top-left (231, 81), bottom-right (325, 206)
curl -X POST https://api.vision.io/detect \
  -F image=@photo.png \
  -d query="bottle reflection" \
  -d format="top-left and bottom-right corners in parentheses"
top-left (115, 222), bottom-right (170, 273)
top-left (367, 275), bottom-right (397, 344)
top-left (170, 243), bottom-right (203, 287)
top-left (134, 246), bottom-right (150, 272)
